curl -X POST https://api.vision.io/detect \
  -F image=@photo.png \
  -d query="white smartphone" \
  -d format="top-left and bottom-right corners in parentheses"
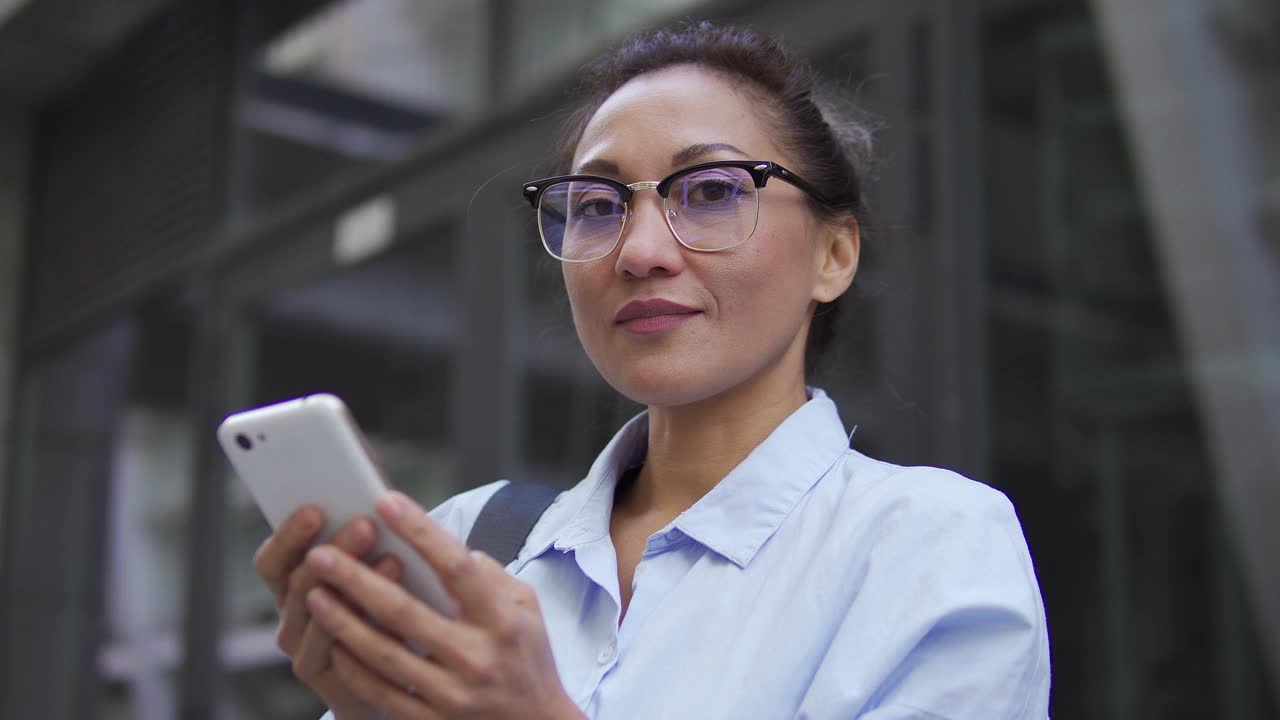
top-left (217, 393), bottom-right (458, 619)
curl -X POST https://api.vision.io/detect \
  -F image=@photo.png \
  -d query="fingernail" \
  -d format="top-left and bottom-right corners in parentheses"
top-left (379, 493), bottom-right (406, 518)
top-left (300, 506), bottom-right (321, 531)
top-left (308, 548), bottom-right (335, 570)
top-left (352, 517), bottom-right (374, 541)
top-left (375, 556), bottom-right (402, 579)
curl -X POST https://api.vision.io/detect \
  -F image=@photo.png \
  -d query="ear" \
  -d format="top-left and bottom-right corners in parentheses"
top-left (813, 215), bottom-right (860, 303)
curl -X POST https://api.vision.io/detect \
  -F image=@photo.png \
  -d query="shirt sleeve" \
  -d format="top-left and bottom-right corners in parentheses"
top-left (799, 468), bottom-right (1051, 720)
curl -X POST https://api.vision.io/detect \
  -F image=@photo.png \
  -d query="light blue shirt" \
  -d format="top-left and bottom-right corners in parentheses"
top-left (325, 389), bottom-right (1050, 719)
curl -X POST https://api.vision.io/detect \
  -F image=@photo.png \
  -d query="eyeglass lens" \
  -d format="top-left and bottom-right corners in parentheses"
top-left (537, 166), bottom-right (761, 262)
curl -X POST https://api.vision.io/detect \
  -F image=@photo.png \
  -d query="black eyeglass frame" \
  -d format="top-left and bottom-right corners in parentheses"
top-left (520, 160), bottom-right (831, 262)
top-left (521, 159), bottom-right (829, 208)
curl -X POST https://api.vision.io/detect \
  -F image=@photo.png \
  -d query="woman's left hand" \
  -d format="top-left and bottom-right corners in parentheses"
top-left (303, 491), bottom-right (584, 720)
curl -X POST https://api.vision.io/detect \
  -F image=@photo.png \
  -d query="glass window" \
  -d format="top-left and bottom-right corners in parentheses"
top-left (219, 235), bottom-right (457, 717)
top-left (981, 6), bottom-right (1277, 718)
top-left (3, 319), bottom-right (139, 720)
top-left (232, 0), bottom-right (489, 224)
top-left (230, 0), bottom-right (720, 227)
top-left (506, 0), bottom-right (710, 93)
top-left (95, 299), bottom-right (198, 720)
top-left (261, 0), bottom-right (491, 116)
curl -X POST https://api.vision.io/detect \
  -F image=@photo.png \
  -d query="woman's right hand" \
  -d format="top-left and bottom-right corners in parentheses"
top-left (254, 505), bottom-right (401, 720)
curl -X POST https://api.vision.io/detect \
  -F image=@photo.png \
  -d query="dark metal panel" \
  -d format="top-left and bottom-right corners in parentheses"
top-left (22, 0), bottom-right (234, 352)
top-left (175, 291), bottom-right (237, 720)
top-left (0, 111), bottom-right (31, 534)
top-left (451, 202), bottom-right (523, 494)
top-left (0, 321), bottom-right (134, 720)
top-left (866, 2), bottom-right (936, 467)
top-left (930, 0), bottom-right (989, 478)
top-left (0, 0), bottom-right (170, 105)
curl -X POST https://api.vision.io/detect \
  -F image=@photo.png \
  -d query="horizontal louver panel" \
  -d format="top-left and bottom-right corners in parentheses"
top-left (25, 2), bottom-right (230, 346)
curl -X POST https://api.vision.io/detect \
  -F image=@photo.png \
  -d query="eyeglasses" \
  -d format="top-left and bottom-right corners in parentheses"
top-left (521, 160), bottom-right (828, 263)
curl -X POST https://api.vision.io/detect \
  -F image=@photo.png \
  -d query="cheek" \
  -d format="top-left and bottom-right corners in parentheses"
top-left (561, 265), bottom-right (607, 334)
top-left (713, 229), bottom-right (815, 324)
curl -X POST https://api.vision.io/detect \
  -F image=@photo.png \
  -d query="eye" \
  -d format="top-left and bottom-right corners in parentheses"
top-left (691, 179), bottom-right (734, 203)
top-left (678, 169), bottom-right (753, 208)
top-left (573, 196), bottom-right (621, 218)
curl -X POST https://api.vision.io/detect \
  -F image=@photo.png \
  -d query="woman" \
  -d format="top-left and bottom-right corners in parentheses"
top-left (254, 22), bottom-right (1051, 720)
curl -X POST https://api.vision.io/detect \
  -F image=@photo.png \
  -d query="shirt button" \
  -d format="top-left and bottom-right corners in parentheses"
top-left (597, 639), bottom-right (617, 664)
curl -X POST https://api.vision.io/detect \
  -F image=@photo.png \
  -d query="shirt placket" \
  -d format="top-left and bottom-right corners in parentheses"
top-left (616, 530), bottom-right (692, 646)
top-left (566, 533), bottom-right (624, 709)
top-left (587, 530), bottom-right (697, 716)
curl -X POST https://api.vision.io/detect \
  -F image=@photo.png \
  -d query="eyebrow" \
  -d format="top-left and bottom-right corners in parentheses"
top-left (670, 142), bottom-right (748, 167)
top-left (573, 157), bottom-right (619, 176)
top-left (572, 142), bottom-right (750, 176)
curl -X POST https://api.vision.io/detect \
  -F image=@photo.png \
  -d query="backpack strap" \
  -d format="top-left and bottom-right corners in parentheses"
top-left (465, 481), bottom-right (561, 567)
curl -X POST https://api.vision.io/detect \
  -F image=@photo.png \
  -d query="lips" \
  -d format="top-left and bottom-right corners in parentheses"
top-left (614, 299), bottom-right (703, 325)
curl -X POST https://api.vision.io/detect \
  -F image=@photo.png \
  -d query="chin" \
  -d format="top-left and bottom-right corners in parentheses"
top-left (597, 359), bottom-right (743, 409)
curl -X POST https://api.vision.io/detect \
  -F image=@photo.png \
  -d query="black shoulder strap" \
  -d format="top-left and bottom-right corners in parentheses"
top-left (466, 481), bottom-right (561, 567)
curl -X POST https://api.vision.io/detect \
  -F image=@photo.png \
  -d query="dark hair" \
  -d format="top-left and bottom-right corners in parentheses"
top-left (555, 21), bottom-right (873, 379)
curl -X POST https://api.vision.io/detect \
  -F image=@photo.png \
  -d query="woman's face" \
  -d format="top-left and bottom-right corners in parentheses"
top-left (564, 65), bottom-right (843, 408)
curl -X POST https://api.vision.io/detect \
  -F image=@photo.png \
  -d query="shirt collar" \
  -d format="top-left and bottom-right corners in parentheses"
top-left (514, 388), bottom-right (851, 571)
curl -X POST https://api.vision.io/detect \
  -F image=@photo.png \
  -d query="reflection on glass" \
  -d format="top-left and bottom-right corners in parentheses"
top-left (982, 7), bottom-right (1277, 718)
top-left (232, 0), bottom-right (718, 226)
top-left (508, 0), bottom-right (710, 92)
top-left (235, 0), bottom-right (481, 223)
top-left (99, 409), bottom-right (192, 719)
top-left (94, 301), bottom-right (196, 720)
top-left (261, 0), bottom-right (490, 115)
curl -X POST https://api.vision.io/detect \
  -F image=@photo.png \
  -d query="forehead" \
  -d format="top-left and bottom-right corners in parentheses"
top-left (573, 65), bottom-right (785, 174)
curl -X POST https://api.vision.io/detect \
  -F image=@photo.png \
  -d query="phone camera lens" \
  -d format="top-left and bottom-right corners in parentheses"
top-left (235, 433), bottom-right (253, 450)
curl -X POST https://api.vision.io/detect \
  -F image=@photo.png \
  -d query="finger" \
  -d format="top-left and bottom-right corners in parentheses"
top-left (279, 517), bottom-right (378, 653)
top-left (376, 492), bottom-right (505, 623)
top-left (306, 546), bottom-right (474, 667)
top-left (308, 587), bottom-right (459, 712)
top-left (471, 549), bottom-right (543, 617)
top-left (372, 554), bottom-right (403, 582)
top-left (291, 616), bottom-right (335, 681)
top-left (254, 504), bottom-right (324, 601)
top-left (329, 645), bottom-right (444, 720)
top-left (329, 515), bottom-right (380, 559)
top-left (279, 561), bottom-right (320, 655)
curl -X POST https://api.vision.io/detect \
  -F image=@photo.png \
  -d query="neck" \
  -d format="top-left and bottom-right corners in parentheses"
top-left (624, 342), bottom-right (810, 516)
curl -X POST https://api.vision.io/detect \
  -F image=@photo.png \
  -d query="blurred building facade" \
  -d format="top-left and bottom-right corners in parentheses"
top-left (0, 0), bottom-right (1276, 718)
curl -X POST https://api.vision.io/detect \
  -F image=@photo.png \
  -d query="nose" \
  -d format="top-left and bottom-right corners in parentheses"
top-left (614, 194), bottom-right (686, 279)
